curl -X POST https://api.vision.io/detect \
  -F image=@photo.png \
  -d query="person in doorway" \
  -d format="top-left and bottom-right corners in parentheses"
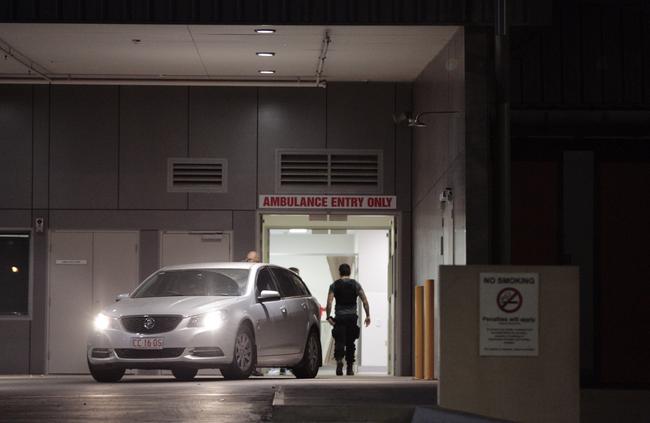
top-left (244, 250), bottom-right (260, 263)
top-left (325, 263), bottom-right (371, 376)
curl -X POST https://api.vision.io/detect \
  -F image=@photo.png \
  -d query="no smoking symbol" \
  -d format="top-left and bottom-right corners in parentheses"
top-left (497, 287), bottom-right (523, 313)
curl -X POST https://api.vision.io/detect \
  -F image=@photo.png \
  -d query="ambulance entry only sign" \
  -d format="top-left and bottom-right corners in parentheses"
top-left (479, 273), bottom-right (539, 356)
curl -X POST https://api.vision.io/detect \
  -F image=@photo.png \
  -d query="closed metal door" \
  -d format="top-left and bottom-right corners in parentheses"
top-left (48, 232), bottom-right (93, 374)
top-left (93, 232), bottom-right (139, 312)
top-left (48, 231), bottom-right (139, 374)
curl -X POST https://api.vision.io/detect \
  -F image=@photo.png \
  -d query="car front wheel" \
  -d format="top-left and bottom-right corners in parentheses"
top-left (221, 325), bottom-right (256, 380)
top-left (88, 362), bottom-right (125, 383)
top-left (292, 330), bottom-right (320, 379)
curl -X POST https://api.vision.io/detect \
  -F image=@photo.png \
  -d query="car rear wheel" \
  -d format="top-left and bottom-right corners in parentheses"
top-left (172, 368), bottom-right (198, 381)
top-left (221, 325), bottom-right (256, 380)
top-left (88, 362), bottom-right (125, 383)
top-left (292, 330), bottom-right (320, 379)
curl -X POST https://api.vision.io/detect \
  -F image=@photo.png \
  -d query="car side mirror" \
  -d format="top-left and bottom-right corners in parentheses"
top-left (258, 290), bottom-right (281, 302)
top-left (115, 293), bottom-right (130, 302)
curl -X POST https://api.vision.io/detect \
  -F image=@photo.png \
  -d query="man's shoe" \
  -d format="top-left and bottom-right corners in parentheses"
top-left (336, 361), bottom-right (343, 376)
top-left (346, 365), bottom-right (354, 376)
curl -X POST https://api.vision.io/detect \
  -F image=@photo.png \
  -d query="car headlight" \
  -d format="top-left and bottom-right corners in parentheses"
top-left (93, 313), bottom-right (110, 331)
top-left (188, 311), bottom-right (227, 330)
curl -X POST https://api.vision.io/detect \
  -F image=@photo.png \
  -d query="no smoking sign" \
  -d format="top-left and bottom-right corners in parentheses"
top-left (497, 287), bottom-right (523, 313)
top-left (480, 273), bottom-right (539, 356)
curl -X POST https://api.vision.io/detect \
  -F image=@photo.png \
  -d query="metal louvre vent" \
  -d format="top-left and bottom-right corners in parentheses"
top-left (167, 158), bottom-right (227, 193)
top-left (280, 153), bottom-right (329, 186)
top-left (277, 150), bottom-right (382, 193)
top-left (330, 154), bottom-right (380, 186)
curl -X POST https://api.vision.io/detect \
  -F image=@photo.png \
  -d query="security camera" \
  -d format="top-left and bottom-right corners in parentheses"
top-left (440, 188), bottom-right (454, 203)
top-left (35, 217), bottom-right (44, 233)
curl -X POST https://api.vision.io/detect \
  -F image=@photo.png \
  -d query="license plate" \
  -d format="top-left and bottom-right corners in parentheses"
top-left (131, 337), bottom-right (164, 349)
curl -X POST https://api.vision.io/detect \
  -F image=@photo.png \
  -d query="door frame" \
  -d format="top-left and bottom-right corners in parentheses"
top-left (257, 211), bottom-right (402, 375)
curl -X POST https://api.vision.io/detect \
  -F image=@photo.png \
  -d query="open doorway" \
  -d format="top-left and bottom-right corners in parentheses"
top-left (262, 214), bottom-right (395, 375)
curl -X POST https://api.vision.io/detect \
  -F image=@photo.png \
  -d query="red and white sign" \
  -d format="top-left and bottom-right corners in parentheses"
top-left (259, 195), bottom-right (396, 210)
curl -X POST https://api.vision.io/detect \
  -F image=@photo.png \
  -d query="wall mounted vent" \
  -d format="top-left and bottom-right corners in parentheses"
top-left (167, 158), bottom-right (227, 193)
top-left (277, 149), bottom-right (382, 194)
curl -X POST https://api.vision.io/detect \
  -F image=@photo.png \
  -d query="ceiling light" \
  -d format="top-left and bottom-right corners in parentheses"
top-left (288, 229), bottom-right (310, 234)
top-left (254, 28), bottom-right (276, 34)
top-left (258, 70), bottom-right (275, 75)
top-left (11, 266), bottom-right (19, 273)
top-left (256, 52), bottom-right (275, 57)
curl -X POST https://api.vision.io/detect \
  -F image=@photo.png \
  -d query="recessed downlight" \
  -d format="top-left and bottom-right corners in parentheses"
top-left (256, 52), bottom-right (275, 57)
top-left (254, 28), bottom-right (276, 34)
top-left (258, 70), bottom-right (276, 75)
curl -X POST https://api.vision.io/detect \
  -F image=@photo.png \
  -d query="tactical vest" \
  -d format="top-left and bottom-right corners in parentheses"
top-left (332, 279), bottom-right (358, 307)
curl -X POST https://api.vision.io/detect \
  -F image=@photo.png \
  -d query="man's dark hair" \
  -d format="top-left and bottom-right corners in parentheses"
top-left (338, 263), bottom-right (351, 277)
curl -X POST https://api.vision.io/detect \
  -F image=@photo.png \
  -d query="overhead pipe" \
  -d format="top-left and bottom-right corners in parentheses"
top-left (494, 0), bottom-right (511, 264)
top-left (0, 77), bottom-right (326, 87)
top-left (315, 30), bottom-right (331, 87)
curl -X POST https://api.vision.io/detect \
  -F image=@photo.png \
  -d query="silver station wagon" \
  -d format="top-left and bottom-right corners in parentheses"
top-left (87, 263), bottom-right (322, 382)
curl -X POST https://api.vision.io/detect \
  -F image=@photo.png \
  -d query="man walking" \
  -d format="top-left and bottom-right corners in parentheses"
top-left (325, 263), bottom-right (371, 376)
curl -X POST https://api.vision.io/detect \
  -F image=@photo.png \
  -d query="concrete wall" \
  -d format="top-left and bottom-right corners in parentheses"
top-left (437, 265), bottom-right (579, 423)
top-left (0, 82), bottom-right (412, 374)
top-left (412, 28), bottom-right (466, 285)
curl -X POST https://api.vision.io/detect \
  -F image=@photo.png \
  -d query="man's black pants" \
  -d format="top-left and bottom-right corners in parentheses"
top-left (332, 315), bottom-right (360, 364)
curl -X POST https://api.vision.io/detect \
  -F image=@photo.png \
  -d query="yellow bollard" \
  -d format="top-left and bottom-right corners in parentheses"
top-left (423, 279), bottom-right (435, 380)
top-left (414, 285), bottom-right (424, 379)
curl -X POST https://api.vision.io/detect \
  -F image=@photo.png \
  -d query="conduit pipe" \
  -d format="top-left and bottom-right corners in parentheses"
top-left (0, 78), bottom-right (327, 87)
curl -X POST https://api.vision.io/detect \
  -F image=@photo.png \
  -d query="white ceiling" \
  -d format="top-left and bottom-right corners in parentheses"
top-left (0, 24), bottom-right (458, 83)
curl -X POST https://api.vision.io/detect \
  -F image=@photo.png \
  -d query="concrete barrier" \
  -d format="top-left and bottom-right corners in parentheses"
top-left (437, 265), bottom-right (579, 423)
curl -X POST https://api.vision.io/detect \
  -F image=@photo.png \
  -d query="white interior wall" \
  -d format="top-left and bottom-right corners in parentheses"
top-left (350, 230), bottom-right (389, 367)
top-left (269, 230), bottom-right (389, 371)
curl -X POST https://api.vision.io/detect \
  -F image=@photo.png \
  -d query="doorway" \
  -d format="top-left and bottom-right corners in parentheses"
top-left (262, 214), bottom-right (396, 375)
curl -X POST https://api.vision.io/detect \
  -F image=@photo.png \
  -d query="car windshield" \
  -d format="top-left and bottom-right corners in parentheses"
top-left (131, 269), bottom-right (249, 298)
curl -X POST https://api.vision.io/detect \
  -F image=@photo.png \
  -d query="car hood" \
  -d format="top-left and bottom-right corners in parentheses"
top-left (102, 296), bottom-right (241, 317)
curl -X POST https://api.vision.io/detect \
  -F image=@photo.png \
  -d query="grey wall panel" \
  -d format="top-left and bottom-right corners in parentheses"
top-left (413, 190), bottom-right (439, 284)
top-left (0, 85), bottom-right (32, 209)
top-left (50, 86), bottom-right (119, 209)
top-left (119, 86), bottom-right (188, 210)
top-left (396, 211), bottom-right (412, 376)
top-left (326, 82), bottom-right (395, 194)
top-left (258, 87), bottom-right (326, 194)
top-left (233, 210), bottom-right (256, 262)
top-left (189, 87), bottom-right (257, 210)
top-left (139, 230), bottom-right (160, 281)
top-left (29, 210), bottom-right (48, 374)
top-left (50, 210), bottom-right (232, 231)
top-left (32, 86), bottom-right (50, 210)
top-left (0, 210), bottom-right (31, 227)
top-left (412, 29), bottom-right (468, 293)
top-left (464, 28), bottom-right (492, 264)
top-left (395, 83), bottom-right (412, 211)
top-left (0, 321), bottom-right (30, 374)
